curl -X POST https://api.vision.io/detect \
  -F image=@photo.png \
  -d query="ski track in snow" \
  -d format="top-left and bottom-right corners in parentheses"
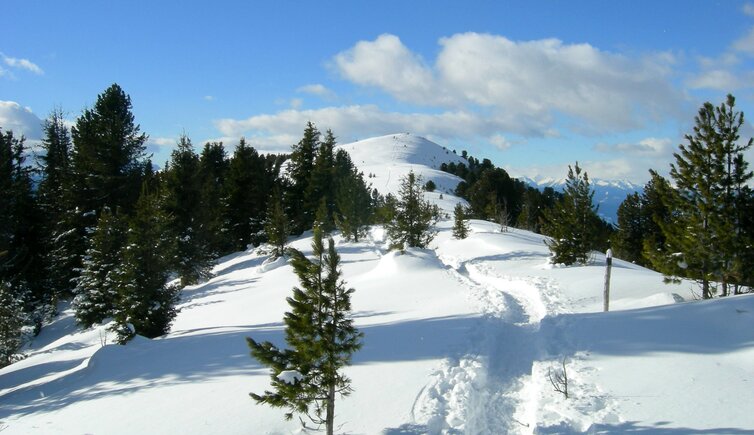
top-left (418, 250), bottom-right (620, 434)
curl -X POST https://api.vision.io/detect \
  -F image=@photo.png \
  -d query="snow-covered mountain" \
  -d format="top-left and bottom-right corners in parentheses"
top-left (521, 176), bottom-right (643, 224)
top-left (2, 133), bottom-right (753, 434)
top-left (337, 133), bottom-right (467, 213)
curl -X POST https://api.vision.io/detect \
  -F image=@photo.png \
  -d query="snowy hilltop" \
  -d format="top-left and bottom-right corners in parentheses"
top-left (1, 132), bottom-right (753, 434)
top-left (336, 133), bottom-right (468, 213)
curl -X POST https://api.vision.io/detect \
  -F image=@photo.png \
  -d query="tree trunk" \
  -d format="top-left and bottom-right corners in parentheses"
top-left (326, 383), bottom-right (335, 435)
top-left (702, 279), bottom-right (711, 299)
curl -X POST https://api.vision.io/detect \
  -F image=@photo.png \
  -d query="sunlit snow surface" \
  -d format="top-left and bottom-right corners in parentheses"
top-left (2, 134), bottom-right (754, 434)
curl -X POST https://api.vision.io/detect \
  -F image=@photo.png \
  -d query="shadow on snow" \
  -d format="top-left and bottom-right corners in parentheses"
top-left (0, 314), bottom-right (481, 420)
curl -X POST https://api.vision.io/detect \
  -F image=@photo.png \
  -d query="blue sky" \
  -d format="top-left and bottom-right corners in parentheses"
top-left (3, 1), bottom-right (754, 183)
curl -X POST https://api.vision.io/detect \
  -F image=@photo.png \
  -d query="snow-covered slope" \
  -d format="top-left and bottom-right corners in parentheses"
top-left (337, 133), bottom-right (467, 213)
top-left (2, 221), bottom-right (753, 434)
top-left (2, 135), bottom-right (753, 434)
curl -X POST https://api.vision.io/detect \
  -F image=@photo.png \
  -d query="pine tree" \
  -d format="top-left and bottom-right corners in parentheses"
top-left (70, 83), bottom-right (148, 218)
top-left (306, 130), bottom-right (336, 232)
top-left (386, 171), bottom-right (440, 250)
top-left (334, 168), bottom-right (373, 242)
top-left (613, 192), bottom-right (646, 264)
top-left (164, 135), bottom-right (213, 286)
top-left (67, 84), bottom-right (149, 297)
top-left (247, 228), bottom-right (363, 434)
top-left (314, 199), bottom-right (333, 236)
top-left (265, 188), bottom-right (290, 258)
top-left (542, 162), bottom-right (600, 265)
top-left (287, 123), bottom-right (320, 234)
top-left (111, 184), bottom-right (180, 343)
top-left (0, 130), bottom-right (47, 317)
top-left (198, 141), bottom-right (231, 255)
top-left (225, 138), bottom-right (275, 250)
top-left (651, 95), bottom-right (754, 298)
top-left (0, 279), bottom-right (25, 368)
top-left (72, 208), bottom-right (127, 327)
top-left (37, 109), bottom-right (77, 298)
top-left (452, 203), bottom-right (470, 239)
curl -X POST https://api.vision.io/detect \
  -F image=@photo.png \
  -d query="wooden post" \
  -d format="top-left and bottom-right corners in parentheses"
top-left (604, 248), bottom-right (612, 312)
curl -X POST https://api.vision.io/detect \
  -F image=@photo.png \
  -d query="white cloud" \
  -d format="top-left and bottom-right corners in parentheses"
top-left (215, 105), bottom-right (522, 153)
top-left (332, 33), bottom-right (684, 133)
top-left (595, 137), bottom-right (673, 156)
top-left (687, 69), bottom-right (744, 90)
top-left (149, 137), bottom-right (177, 148)
top-left (744, 3), bottom-right (754, 17)
top-left (1, 53), bottom-right (43, 75)
top-left (297, 84), bottom-right (336, 100)
top-left (509, 158), bottom-right (647, 184)
top-left (203, 95), bottom-right (215, 101)
top-left (0, 101), bottom-right (43, 139)
top-left (290, 98), bottom-right (303, 110)
top-left (489, 134), bottom-right (512, 150)
top-left (733, 27), bottom-right (754, 56)
top-left (333, 34), bottom-right (449, 106)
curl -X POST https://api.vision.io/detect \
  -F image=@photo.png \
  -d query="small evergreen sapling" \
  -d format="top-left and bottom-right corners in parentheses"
top-left (452, 203), bottom-right (470, 239)
top-left (247, 228), bottom-right (363, 435)
top-left (386, 171), bottom-right (440, 250)
top-left (265, 188), bottom-right (290, 259)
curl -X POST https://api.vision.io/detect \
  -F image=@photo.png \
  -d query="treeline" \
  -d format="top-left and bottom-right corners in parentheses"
top-left (441, 152), bottom-right (615, 251)
top-left (613, 95), bottom-right (754, 298)
top-left (0, 84), bottom-right (383, 363)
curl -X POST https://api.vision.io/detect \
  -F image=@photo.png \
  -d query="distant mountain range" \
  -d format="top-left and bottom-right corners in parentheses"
top-left (520, 176), bottom-right (643, 224)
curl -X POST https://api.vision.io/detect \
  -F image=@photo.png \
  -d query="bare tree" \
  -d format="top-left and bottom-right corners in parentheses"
top-left (548, 357), bottom-right (569, 399)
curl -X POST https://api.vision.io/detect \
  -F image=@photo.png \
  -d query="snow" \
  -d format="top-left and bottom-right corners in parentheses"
top-left (2, 134), bottom-right (753, 434)
top-left (336, 133), bottom-right (468, 214)
top-left (277, 370), bottom-right (303, 384)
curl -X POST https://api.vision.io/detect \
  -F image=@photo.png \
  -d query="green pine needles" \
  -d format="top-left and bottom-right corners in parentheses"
top-left (247, 228), bottom-right (363, 434)
top-left (386, 171), bottom-right (440, 250)
top-left (542, 162), bottom-right (600, 265)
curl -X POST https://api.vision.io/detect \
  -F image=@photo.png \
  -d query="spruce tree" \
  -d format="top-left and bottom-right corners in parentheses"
top-left (247, 228), bottom-right (363, 434)
top-left (386, 171), bottom-right (440, 250)
top-left (164, 135), bottom-right (213, 286)
top-left (452, 203), bottom-right (470, 239)
top-left (111, 183), bottom-right (180, 343)
top-left (72, 208), bottom-right (127, 327)
top-left (542, 162), bottom-right (599, 265)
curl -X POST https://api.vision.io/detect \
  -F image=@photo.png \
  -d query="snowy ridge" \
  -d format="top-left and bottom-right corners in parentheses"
top-left (337, 133), bottom-right (467, 214)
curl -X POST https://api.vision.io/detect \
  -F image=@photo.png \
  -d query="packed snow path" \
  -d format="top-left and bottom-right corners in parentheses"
top-left (421, 245), bottom-right (558, 434)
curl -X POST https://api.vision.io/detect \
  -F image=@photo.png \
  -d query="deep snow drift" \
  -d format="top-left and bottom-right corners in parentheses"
top-left (2, 134), bottom-right (753, 434)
